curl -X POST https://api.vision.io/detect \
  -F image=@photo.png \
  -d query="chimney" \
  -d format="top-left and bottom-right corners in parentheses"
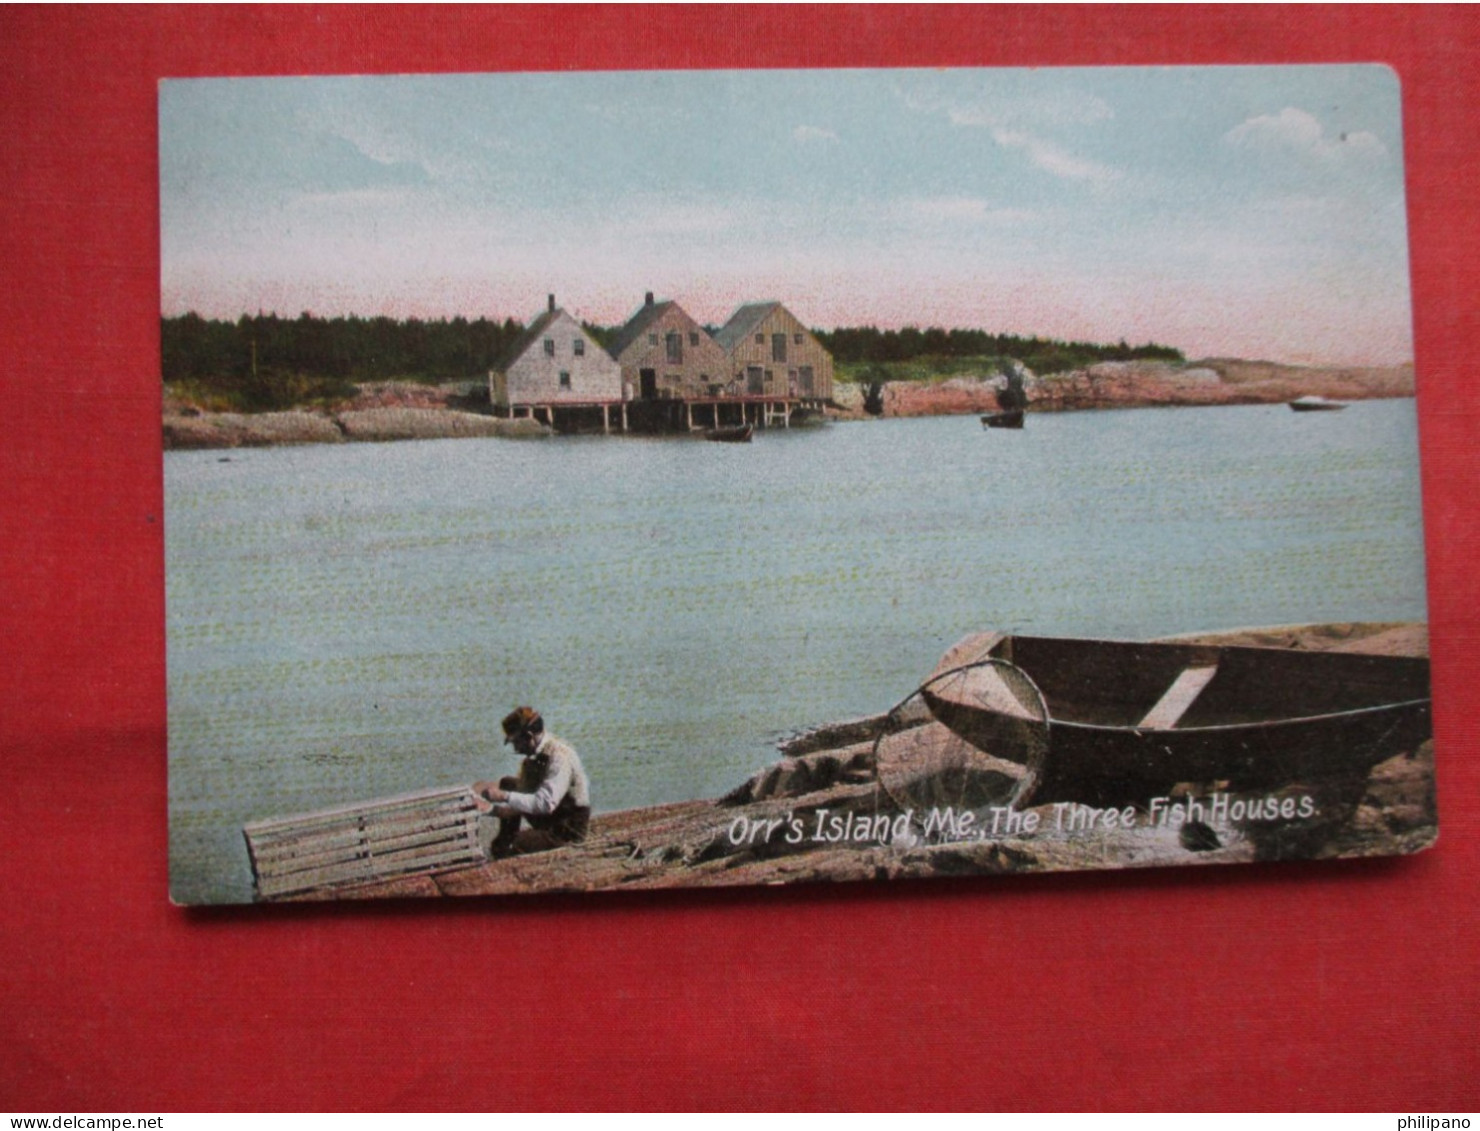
top-left (548, 293), bottom-right (556, 313)
top-left (645, 291), bottom-right (654, 306)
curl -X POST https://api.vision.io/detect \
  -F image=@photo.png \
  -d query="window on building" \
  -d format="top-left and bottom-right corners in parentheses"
top-left (648, 332), bottom-right (659, 345)
top-left (573, 339), bottom-right (585, 356)
top-left (543, 338), bottom-right (555, 356)
top-left (799, 366), bottom-right (815, 393)
top-left (559, 371), bottom-right (571, 389)
top-left (794, 333), bottom-right (803, 345)
top-left (755, 333), bottom-right (764, 344)
top-left (666, 331), bottom-right (683, 364)
top-left (772, 333), bottom-right (787, 363)
top-left (689, 331), bottom-right (699, 346)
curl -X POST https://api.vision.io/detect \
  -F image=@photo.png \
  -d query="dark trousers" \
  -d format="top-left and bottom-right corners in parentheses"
top-left (490, 775), bottom-right (591, 855)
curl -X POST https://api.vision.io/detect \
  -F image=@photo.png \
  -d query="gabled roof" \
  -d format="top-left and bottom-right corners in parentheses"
top-left (713, 301), bottom-right (782, 353)
top-left (495, 307), bottom-right (565, 372)
top-left (606, 299), bottom-right (678, 360)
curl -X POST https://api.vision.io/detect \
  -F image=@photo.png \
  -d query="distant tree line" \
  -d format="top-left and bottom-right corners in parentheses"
top-left (811, 325), bottom-right (1183, 375)
top-left (161, 312), bottom-right (1185, 406)
top-left (162, 312), bottom-right (528, 386)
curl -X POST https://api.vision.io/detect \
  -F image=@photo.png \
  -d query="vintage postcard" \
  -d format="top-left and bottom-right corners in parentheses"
top-left (161, 66), bottom-right (1431, 905)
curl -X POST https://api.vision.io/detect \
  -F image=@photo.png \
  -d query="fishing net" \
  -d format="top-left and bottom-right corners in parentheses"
top-left (875, 659), bottom-right (1050, 816)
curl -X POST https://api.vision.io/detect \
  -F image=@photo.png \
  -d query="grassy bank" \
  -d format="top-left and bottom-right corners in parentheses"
top-left (835, 355), bottom-right (1016, 385)
top-left (164, 374), bottom-right (361, 414)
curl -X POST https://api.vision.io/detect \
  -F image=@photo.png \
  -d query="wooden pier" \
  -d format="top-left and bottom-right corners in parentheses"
top-left (502, 395), bottom-right (828, 435)
top-left (502, 399), bottom-right (629, 433)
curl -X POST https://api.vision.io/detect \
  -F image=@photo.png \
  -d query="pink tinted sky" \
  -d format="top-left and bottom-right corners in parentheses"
top-left (161, 68), bottom-right (1414, 366)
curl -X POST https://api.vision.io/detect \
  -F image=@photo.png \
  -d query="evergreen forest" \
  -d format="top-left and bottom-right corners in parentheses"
top-left (161, 311), bottom-right (1184, 412)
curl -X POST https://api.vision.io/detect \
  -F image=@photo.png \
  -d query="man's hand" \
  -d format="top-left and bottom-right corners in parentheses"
top-left (472, 780), bottom-right (508, 812)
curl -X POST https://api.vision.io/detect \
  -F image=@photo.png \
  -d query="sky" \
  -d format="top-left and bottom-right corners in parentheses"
top-left (159, 66), bottom-right (1414, 366)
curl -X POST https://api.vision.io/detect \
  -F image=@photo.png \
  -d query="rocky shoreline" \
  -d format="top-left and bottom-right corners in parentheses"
top-left (163, 381), bottom-right (552, 449)
top-left (292, 621), bottom-right (1434, 902)
top-left (163, 407), bottom-right (551, 449)
top-left (164, 360), bottom-right (1415, 450)
top-left (830, 358), bottom-right (1415, 420)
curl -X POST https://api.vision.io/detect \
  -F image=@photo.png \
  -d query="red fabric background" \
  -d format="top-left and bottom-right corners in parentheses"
top-left (2, 5), bottom-right (1477, 1112)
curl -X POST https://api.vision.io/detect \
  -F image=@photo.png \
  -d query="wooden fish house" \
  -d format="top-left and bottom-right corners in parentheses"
top-left (489, 295), bottom-right (627, 433)
top-left (243, 785), bottom-right (485, 900)
top-left (609, 293), bottom-right (731, 404)
top-left (490, 293), bottom-right (836, 434)
top-left (713, 300), bottom-right (835, 407)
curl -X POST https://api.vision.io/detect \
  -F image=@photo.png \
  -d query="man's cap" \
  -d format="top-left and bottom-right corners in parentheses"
top-left (502, 706), bottom-right (543, 744)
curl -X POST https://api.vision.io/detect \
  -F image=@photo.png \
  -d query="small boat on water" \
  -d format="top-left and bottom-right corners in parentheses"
top-left (1289, 395), bottom-right (1348, 412)
top-left (704, 423), bottom-right (753, 443)
top-left (982, 368), bottom-right (1029, 430)
top-left (880, 632), bottom-right (1431, 810)
top-left (981, 410), bottom-right (1024, 430)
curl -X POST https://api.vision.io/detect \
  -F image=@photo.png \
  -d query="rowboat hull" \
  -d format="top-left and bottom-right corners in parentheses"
top-left (915, 633), bottom-right (1431, 809)
top-left (1034, 698), bottom-right (1431, 807)
top-left (1289, 397), bottom-right (1347, 411)
top-left (981, 410), bottom-right (1024, 429)
top-left (705, 424), bottom-right (753, 442)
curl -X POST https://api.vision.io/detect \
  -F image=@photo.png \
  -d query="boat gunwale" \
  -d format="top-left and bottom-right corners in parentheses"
top-left (981, 630), bottom-right (1432, 663)
top-left (1048, 695), bottom-right (1431, 738)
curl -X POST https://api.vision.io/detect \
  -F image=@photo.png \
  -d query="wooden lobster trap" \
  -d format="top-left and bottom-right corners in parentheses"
top-left (243, 785), bottom-right (486, 900)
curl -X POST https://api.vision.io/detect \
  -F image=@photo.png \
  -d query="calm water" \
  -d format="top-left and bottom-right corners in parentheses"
top-left (166, 401), bottom-right (1428, 903)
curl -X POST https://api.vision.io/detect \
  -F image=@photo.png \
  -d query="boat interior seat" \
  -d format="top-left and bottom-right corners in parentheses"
top-left (1138, 664), bottom-right (1219, 730)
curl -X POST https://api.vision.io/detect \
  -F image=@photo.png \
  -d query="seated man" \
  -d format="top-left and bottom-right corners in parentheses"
top-left (475, 706), bottom-right (591, 857)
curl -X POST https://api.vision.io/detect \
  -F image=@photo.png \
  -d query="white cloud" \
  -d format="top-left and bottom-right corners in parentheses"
top-left (990, 128), bottom-right (1122, 185)
top-left (900, 82), bottom-right (1121, 185)
top-left (792, 124), bottom-right (838, 144)
top-left (1225, 108), bottom-right (1386, 162)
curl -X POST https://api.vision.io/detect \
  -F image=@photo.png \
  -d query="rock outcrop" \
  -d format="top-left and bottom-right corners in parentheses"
top-left (881, 374), bottom-right (1021, 417)
top-left (1031, 359), bottom-right (1413, 412)
top-left (336, 408), bottom-right (546, 442)
top-left (163, 411), bottom-right (347, 449)
top-left (164, 408), bottom-right (549, 449)
top-left (831, 359), bottom-right (1415, 420)
top-left (163, 381), bottom-right (552, 450)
